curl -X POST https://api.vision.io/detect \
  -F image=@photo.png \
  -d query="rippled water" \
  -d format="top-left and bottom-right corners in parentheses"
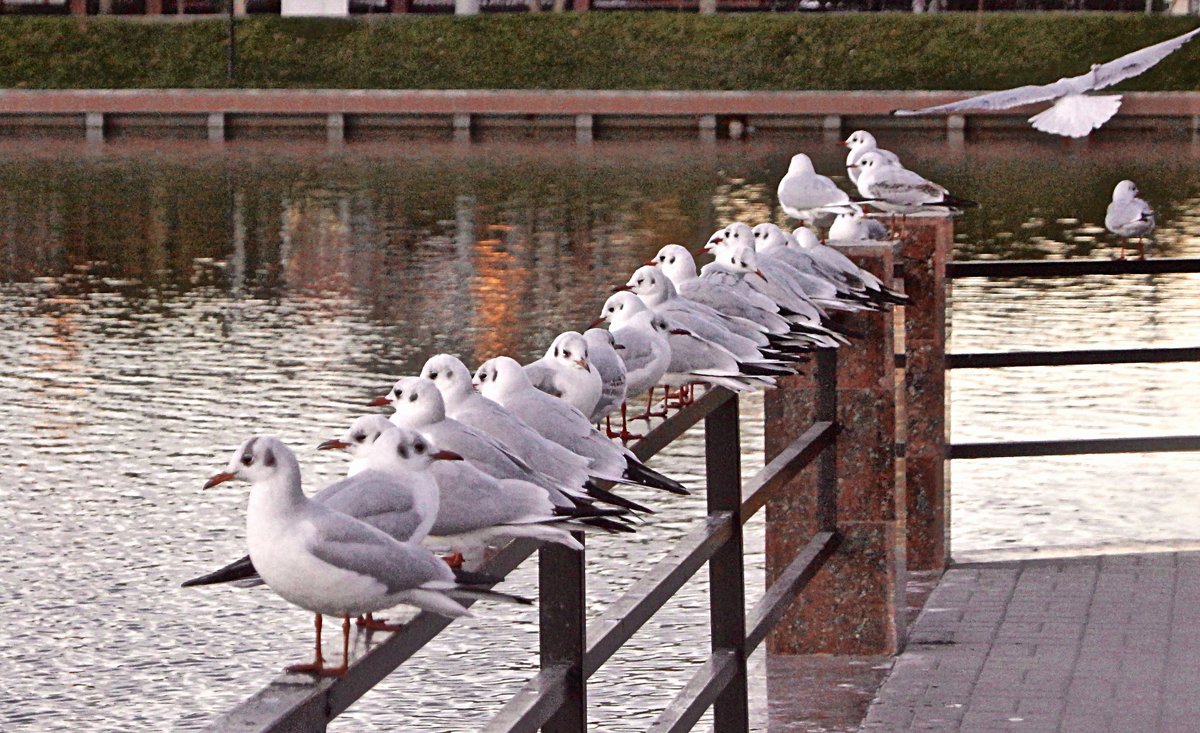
top-left (0, 135), bottom-right (1197, 731)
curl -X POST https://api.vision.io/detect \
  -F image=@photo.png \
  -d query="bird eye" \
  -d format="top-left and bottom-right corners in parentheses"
top-left (480, 372), bottom-right (488, 381)
top-left (564, 350), bottom-right (571, 358)
top-left (394, 390), bottom-right (402, 398)
top-left (240, 453), bottom-right (253, 466)
top-left (353, 432), bottom-right (365, 443)
top-left (414, 442), bottom-right (426, 454)
top-left (429, 371), bottom-right (438, 380)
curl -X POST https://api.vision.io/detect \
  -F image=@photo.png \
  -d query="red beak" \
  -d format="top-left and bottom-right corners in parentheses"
top-left (203, 471), bottom-right (237, 490)
top-left (368, 395), bottom-right (391, 407)
top-left (838, 141), bottom-right (850, 147)
top-left (755, 269), bottom-right (769, 283)
top-left (588, 317), bottom-right (606, 329)
top-left (694, 248), bottom-right (709, 257)
top-left (433, 449), bottom-right (463, 461)
top-left (317, 439), bottom-right (349, 451)
top-left (612, 284), bottom-right (632, 293)
top-left (644, 258), bottom-right (659, 266)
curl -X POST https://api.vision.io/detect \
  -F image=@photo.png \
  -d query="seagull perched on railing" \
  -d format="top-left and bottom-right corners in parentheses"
top-left (892, 27), bottom-right (1200, 138)
top-left (202, 435), bottom-right (530, 677)
top-left (1105, 180), bottom-right (1155, 260)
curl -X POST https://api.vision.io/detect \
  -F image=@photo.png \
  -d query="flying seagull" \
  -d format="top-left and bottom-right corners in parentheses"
top-left (892, 27), bottom-right (1200, 138)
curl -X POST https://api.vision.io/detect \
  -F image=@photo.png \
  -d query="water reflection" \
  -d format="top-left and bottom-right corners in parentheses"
top-left (0, 137), bottom-right (1197, 731)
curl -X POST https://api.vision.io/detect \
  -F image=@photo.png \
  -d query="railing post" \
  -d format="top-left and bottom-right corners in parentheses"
top-left (705, 396), bottom-right (747, 731)
top-left (540, 536), bottom-right (586, 733)
top-left (901, 218), bottom-right (952, 573)
top-left (765, 242), bottom-right (904, 656)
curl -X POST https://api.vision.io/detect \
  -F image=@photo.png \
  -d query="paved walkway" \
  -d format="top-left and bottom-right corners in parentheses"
top-left (861, 551), bottom-right (1200, 732)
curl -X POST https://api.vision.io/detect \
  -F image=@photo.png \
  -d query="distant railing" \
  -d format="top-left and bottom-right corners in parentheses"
top-left (211, 351), bottom-right (843, 732)
top-left (938, 256), bottom-right (1200, 460)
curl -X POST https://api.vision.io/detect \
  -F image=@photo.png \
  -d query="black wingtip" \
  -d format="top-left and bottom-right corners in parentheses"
top-left (585, 483), bottom-right (656, 514)
top-left (181, 555), bottom-right (257, 587)
top-left (623, 458), bottom-right (690, 495)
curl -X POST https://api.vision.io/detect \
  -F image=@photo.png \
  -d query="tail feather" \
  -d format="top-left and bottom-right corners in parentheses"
top-left (181, 555), bottom-right (256, 587)
top-left (1029, 94), bottom-right (1121, 139)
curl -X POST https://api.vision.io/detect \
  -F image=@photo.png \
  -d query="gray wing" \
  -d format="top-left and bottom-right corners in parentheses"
top-left (308, 511), bottom-right (452, 593)
top-left (314, 471), bottom-right (423, 543)
top-left (524, 360), bottom-right (562, 398)
top-left (893, 80), bottom-right (1074, 115)
top-left (778, 172), bottom-right (851, 209)
top-left (1091, 28), bottom-right (1200, 91)
top-left (432, 465), bottom-right (551, 536)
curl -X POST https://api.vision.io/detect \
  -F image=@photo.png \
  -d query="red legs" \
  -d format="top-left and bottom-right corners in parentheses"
top-left (441, 551), bottom-right (465, 570)
top-left (607, 401), bottom-right (644, 443)
top-left (633, 386), bottom-right (668, 421)
top-left (286, 614), bottom-right (326, 674)
top-left (1138, 237), bottom-right (1146, 260)
top-left (357, 613), bottom-right (406, 633)
top-left (287, 614), bottom-right (350, 677)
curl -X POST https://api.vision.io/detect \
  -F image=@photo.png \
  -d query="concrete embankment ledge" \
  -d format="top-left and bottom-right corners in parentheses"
top-left (2, 89), bottom-right (1198, 143)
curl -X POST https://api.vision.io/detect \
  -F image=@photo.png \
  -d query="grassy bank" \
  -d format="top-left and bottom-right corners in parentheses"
top-left (1, 14), bottom-right (1197, 90)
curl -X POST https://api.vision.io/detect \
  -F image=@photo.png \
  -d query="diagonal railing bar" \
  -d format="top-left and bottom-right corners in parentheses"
top-left (951, 434), bottom-right (1200, 459)
top-left (739, 421), bottom-right (839, 524)
top-left (945, 256), bottom-right (1200, 279)
top-left (210, 538), bottom-right (539, 733)
top-left (645, 650), bottom-right (739, 733)
top-left (479, 664), bottom-right (572, 733)
top-left (584, 513), bottom-right (734, 678)
top-left (745, 532), bottom-right (838, 654)
top-left (628, 387), bottom-right (733, 463)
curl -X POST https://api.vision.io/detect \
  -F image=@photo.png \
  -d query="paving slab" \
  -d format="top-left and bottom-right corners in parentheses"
top-left (861, 551), bottom-right (1197, 733)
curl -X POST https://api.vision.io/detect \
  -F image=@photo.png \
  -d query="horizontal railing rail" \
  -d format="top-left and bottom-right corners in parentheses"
top-left (907, 255), bottom-right (1200, 464)
top-left (951, 435), bottom-right (1200, 460)
top-left (895, 346), bottom-right (1200, 370)
top-left (945, 256), bottom-right (1200, 279)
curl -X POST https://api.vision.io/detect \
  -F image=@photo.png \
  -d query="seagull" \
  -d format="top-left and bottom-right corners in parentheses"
top-left (419, 354), bottom-right (650, 514)
top-left (590, 294), bottom-right (673, 430)
top-left (649, 243), bottom-right (799, 339)
top-left (202, 435), bottom-right (530, 676)
top-left (841, 130), bottom-right (901, 185)
top-left (524, 331), bottom-right (603, 419)
top-left (593, 292), bottom-right (775, 397)
top-left (790, 224), bottom-right (907, 306)
top-left (705, 225), bottom-right (853, 313)
top-left (182, 425), bottom-right (454, 600)
top-left (776, 153), bottom-right (854, 227)
top-left (825, 207), bottom-right (890, 243)
top-left (619, 264), bottom-right (783, 363)
top-left (375, 376), bottom-right (594, 508)
top-left (853, 152), bottom-right (978, 215)
top-left (581, 328), bottom-right (628, 425)
top-left (474, 355), bottom-right (690, 495)
top-left (892, 27), bottom-right (1200, 138)
top-left (1105, 179), bottom-right (1155, 259)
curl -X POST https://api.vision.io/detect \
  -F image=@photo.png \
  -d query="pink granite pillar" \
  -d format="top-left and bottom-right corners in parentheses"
top-left (901, 218), bottom-right (951, 573)
top-left (765, 242), bottom-right (905, 656)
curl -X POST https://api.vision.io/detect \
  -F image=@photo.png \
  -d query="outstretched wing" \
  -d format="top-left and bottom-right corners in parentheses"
top-left (1090, 27), bottom-right (1200, 91)
top-left (893, 80), bottom-right (1074, 116)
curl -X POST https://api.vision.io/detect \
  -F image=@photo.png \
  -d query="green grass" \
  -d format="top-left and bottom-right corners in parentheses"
top-left (0, 13), bottom-right (1197, 90)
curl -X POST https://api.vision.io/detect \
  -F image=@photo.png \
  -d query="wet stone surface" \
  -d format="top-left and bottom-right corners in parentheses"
top-left (862, 551), bottom-right (1200, 732)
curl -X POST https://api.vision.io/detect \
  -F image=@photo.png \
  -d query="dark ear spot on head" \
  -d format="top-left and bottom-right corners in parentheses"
top-left (263, 449), bottom-right (276, 468)
top-left (408, 392), bottom-right (417, 402)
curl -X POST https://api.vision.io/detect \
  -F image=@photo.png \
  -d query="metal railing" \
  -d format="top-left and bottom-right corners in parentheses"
top-left (941, 256), bottom-right (1200, 460)
top-left (211, 352), bottom-right (842, 732)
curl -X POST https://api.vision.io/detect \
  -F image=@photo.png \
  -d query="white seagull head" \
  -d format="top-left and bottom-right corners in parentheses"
top-left (204, 435), bottom-right (299, 492)
top-left (473, 356), bottom-right (531, 400)
top-left (317, 414), bottom-right (396, 458)
top-left (420, 353), bottom-right (474, 405)
top-left (547, 331), bottom-right (591, 372)
top-left (1112, 179), bottom-right (1140, 203)
top-left (381, 376), bottom-right (446, 428)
